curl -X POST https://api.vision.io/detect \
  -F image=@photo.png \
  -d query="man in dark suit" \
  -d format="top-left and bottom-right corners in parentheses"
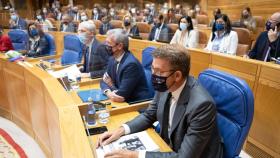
top-left (100, 28), bottom-right (150, 103)
top-left (78, 21), bottom-right (110, 79)
top-left (99, 16), bottom-right (114, 35)
top-left (148, 14), bottom-right (171, 42)
top-left (59, 14), bottom-right (77, 33)
top-left (9, 11), bottom-right (27, 30)
top-left (248, 12), bottom-right (280, 61)
top-left (97, 44), bottom-right (223, 158)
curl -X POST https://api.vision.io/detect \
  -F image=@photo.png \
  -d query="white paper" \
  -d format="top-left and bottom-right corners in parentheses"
top-left (48, 64), bottom-right (81, 81)
top-left (96, 131), bottom-right (159, 158)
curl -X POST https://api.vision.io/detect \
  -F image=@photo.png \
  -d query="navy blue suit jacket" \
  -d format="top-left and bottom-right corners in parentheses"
top-left (100, 51), bottom-right (150, 103)
top-left (148, 24), bottom-right (171, 42)
top-left (10, 18), bottom-right (27, 30)
top-left (99, 23), bottom-right (113, 35)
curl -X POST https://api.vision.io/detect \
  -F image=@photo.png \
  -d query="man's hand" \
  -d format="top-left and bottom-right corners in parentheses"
top-left (81, 73), bottom-right (90, 78)
top-left (104, 149), bottom-right (138, 158)
top-left (268, 26), bottom-right (279, 43)
top-left (106, 91), bottom-right (125, 102)
top-left (103, 72), bottom-right (114, 88)
top-left (97, 127), bottom-right (125, 148)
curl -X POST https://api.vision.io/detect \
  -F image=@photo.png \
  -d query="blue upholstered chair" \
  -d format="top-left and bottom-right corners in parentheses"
top-left (198, 69), bottom-right (254, 158)
top-left (8, 29), bottom-right (29, 51)
top-left (61, 34), bottom-right (83, 65)
top-left (142, 46), bottom-right (156, 99)
top-left (44, 33), bottom-right (56, 55)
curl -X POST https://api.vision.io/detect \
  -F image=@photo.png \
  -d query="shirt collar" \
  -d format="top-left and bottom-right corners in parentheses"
top-left (86, 37), bottom-right (94, 47)
top-left (116, 51), bottom-right (125, 63)
top-left (171, 79), bottom-right (187, 101)
top-left (214, 31), bottom-right (225, 38)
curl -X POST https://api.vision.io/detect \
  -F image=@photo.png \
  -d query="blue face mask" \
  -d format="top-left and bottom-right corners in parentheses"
top-left (179, 23), bottom-right (188, 31)
top-left (11, 15), bottom-right (17, 21)
top-left (78, 33), bottom-right (88, 44)
top-left (30, 29), bottom-right (38, 37)
top-left (215, 23), bottom-right (225, 31)
top-left (37, 15), bottom-right (42, 20)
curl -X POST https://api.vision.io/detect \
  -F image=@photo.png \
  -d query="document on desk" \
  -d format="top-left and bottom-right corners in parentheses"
top-left (96, 131), bottom-right (159, 158)
top-left (48, 65), bottom-right (81, 80)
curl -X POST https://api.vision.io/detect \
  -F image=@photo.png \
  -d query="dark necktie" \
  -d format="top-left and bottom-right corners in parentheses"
top-left (83, 46), bottom-right (89, 72)
top-left (161, 93), bottom-right (172, 145)
top-left (112, 60), bottom-right (119, 85)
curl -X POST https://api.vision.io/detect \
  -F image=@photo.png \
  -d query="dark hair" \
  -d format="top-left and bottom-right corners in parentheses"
top-left (178, 16), bottom-right (194, 31)
top-left (158, 14), bottom-right (164, 21)
top-left (216, 8), bottom-right (221, 15)
top-left (152, 44), bottom-right (190, 78)
top-left (167, 8), bottom-right (174, 14)
top-left (241, 7), bottom-right (252, 19)
top-left (211, 14), bottom-right (232, 41)
top-left (27, 22), bottom-right (45, 37)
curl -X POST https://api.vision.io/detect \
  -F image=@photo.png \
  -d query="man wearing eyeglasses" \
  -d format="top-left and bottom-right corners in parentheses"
top-left (97, 44), bottom-right (223, 158)
top-left (247, 12), bottom-right (280, 62)
top-left (100, 28), bottom-right (151, 103)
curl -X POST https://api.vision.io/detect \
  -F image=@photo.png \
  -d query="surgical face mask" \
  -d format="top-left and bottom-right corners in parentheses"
top-left (195, 7), bottom-right (200, 12)
top-left (11, 15), bottom-right (17, 21)
top-left (180, 23), bottom-right (188, 31)
top-left (110, 12), bottom-right (115, 16)
top-left (43, 9), bottom-right (47, 13)
top-left (243, 14), bottom-right (249, 19)
top-left (37, 15), bottom-right (42, 20)
top-left (81, 16), bottom-right (88, 21)
top-left (93, 9), bottom-right (98, 14)
top-left (78, 32), bottom-right (88, 44)
top-left (30, 29), bottom-right (39, 37)
top-left (215, 23), bottom-right (225, 31)
top-left (151, 72), bottom-right (175, 92)
top-left (124, 20), bottom-right (130, 27)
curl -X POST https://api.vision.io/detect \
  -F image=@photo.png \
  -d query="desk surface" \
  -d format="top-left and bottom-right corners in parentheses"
top-left (90, 111), bottom-right (172, 155)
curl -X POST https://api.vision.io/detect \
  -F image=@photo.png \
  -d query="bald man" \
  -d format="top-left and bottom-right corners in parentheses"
top-left (248, 12), bottom-right (280, 61)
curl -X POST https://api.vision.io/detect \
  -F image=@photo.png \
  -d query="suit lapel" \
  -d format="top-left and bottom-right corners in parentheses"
top-left (115, 52), bottom-right (129, 84)
top-left (170, 77), bottom-right (193, 136)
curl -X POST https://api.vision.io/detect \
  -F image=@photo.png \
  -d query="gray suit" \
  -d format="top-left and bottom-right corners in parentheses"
top-left (148, 24), bottom-right (171, 42)
top-left (59, 22), bottom-right (77, 33)
top-left (126, 76), bottom-right (223, 158)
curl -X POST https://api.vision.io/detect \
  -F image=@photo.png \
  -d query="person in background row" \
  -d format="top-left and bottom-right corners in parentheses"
top-left (122, 15), bottom-right (140, 37)
top-left (69, 6), bottom-right (80, 21)
top-left (92, 7), bottom-right (102, 20)
top-left (170, 16), bottom-right (199, 48)
top-left (35, 9), bottom-right (54, 31)
top-left (97, 44), bottom-right (223, 158)
top-left (175, 4), bottom-right (186, 16)
top-left (99, 16), bottom-right (113, 35)
top-left (194, 4), bottom-right (207, 16)
top-left (109, 8), bottom-right (119, 20)
top-left (247, 12), bottom-right (280, 61)
top-left (149, 14), bottom-right (171, 42)
top-left (0, 25), bottom-right (14, 52)
top-left (54, 7), bottom-right (62, 21)
top-left (240, 7), bottom-right (256, 33)
top-left (78, 21), bottom-right (110, 78)
top-left (100, 29), bottom-right (150, 103)
top-left (205, 14), bottom-right (238, 55)
top-left (166, 8), bottom-right (177, 24)
top-left (210, 8), bottom-right (222, 27)
top-left (142, 8), bottom-right (154, 24)
top-left (26, 23), bottom-right (50, 57)
top-left (9, 11), bottom-right (27, 30)
top-left (187, 9), bottom-right (197, 26)
top-left (59, 14), bottom-right (77, 32)
top-left (80, 11), bottom-right (88, 22)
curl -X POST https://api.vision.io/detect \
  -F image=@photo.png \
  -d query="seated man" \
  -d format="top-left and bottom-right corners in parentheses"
top-left (100, 29), bottom-right (150, 103)
top-left (78, 21), bottom-right (110, 79)
top-left (0, 25), bottom-right (14, 52)
top-left (97, 44), bottom-right (223, 158)
top-left (9, 11), bottom-right (27, 30)
top-left (248, 12), bottom-right (280, 61)
top-left (148, 14), bottom-right (171, 42)
top-left (59, 14), bottom-right (77, 32)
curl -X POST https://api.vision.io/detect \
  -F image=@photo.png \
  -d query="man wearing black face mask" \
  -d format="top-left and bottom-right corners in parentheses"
top-left (122, 15), bottom-right (140, 37)
top-left (97, 44), bottom-right (223, 158)
top-left (248, 12), bottom-right (280, 62)
top-left (100, 29), bottom-right (150, 103)
top-left (148, 14), bottom-right (171, 42)
top-left (59, 14), bottom-right (77, 32)
top-left (99, 16), bottom-right (113, 35)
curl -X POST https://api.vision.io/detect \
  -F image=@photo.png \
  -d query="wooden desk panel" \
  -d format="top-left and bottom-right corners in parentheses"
top-left (0, 59), bottom-right (10, 119)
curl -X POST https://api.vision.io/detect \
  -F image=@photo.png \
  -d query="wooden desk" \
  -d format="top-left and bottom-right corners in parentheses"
top-left (89, 111), bottom-right (171, 155)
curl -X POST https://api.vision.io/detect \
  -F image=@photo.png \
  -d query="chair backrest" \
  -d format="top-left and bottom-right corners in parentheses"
top-left (142, 46), bottom-right (156, 98)
top-left (137, 22), bottom-right (152, 40)
top-left (93, 20), bottom-right (102, 30)
top-left (196, 15), bottom-right (209, 25)
top-left (198, 69), bottom-right (254, 158)
top-left (8, 29), bottom-right (29, 51)
top-left (253, 16), bottom-right (265, 28)
top-left (44, 33), bottom-right (56, 55)
top-left (110, 20), bottom-right (123, 29)
top-left (236, 44), bottom-right (249, 56)
top-left (232, 27), bottom-right (252, 47)
top-left (61, 34), bottom-right (83, 65)
top-left (198, 30), bottom-right (208, 48)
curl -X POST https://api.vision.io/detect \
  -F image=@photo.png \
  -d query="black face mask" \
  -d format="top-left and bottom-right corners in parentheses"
top-left (124, 21), bottom-right (130, 27)
top-left (155, 22), bottom-right (162, 28)
top-left (265, 21), bottom-right (279, 31)
top-left (151, 72), bottom-right (175, 92)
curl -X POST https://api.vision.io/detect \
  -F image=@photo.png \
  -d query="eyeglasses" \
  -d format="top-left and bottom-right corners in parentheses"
top-left (151, 67), bottom-right (175, 76)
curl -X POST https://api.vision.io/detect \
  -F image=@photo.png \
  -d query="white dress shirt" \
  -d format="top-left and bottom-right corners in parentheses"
top-left (170, 29), bottom-right (199, 48)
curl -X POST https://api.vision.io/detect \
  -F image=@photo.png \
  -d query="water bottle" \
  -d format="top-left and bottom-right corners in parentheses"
top-left (87, 97), bottom-right (96, 126)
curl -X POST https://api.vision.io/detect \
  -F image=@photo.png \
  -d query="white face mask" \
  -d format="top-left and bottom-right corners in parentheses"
top-left (81, 16), bottom-right (88, 21)
top-left (195, 7), bottom-right (200, 12)
top-left (93, 9), bottom-right (98, 14)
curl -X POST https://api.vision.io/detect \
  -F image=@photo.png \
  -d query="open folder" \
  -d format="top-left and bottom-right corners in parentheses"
top-left (77, 89), bottom-right (108, 102)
